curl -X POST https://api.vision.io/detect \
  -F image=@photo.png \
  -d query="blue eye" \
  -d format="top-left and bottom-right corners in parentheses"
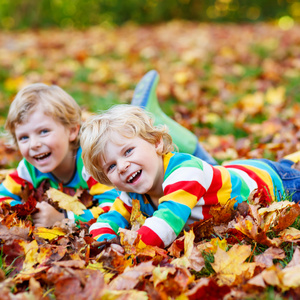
top-left (108, 164), bottom-right (116, 172)
top-left (18, 135), bottom-right (28, 142)
top-left (125, 148), bottom-right (133, 156)
top-left (40, 129), bottom-right (49, 135)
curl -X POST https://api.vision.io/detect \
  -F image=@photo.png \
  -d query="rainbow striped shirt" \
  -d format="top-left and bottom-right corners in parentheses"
top-left (0, 147), bottom-right (119, 222)
top-left (89, 152), bottom-right (284, 248)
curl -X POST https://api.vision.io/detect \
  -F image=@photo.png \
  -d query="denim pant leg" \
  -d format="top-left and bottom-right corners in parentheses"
top-left (260, 159), bottom-right (300, 203)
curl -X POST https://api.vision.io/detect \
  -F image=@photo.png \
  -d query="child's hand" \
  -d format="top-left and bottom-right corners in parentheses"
top-left (32, 202), bottom-right (65, 227)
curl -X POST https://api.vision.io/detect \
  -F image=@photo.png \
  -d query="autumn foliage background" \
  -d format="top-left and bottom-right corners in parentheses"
top-left (2, 2), bottom-right (300, 299)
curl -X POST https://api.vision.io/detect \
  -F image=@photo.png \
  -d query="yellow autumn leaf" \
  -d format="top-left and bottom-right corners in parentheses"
top-left (4, 76), bottom-right (25, 92)
top-left (210, 237), bottom-right (228, 252)
top-left (130, 199), bottom-right (146, 231)
top-left (212, 244), bottom-right (256, 286)
top-left (15, 240), bottom-right (52, 281)
top-left (46, 187), bottom-right (87, 215)
top-left (239, 92), bottom-right (265, 115)
top-left (265, 86), bottom-right (285, 106)
top-left (101, 290), bottom-right (148, 300)
top-left (34, 227), bottom-right (66, 241)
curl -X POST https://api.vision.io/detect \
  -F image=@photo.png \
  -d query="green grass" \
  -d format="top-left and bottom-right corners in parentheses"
top-left (0, 247), bottom-right (16, 277)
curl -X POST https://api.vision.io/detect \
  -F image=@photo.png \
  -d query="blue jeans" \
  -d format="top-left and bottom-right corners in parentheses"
top-left (261, 159), bottom-right (300, 203)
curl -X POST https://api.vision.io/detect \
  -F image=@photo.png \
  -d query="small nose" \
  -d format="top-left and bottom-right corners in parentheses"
top-left (117, 160), bottom-right (130, 174)
top-left (30, 136), bottom-right (42, 149)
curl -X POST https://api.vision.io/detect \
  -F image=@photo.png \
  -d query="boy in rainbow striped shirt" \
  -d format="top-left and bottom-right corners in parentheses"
top-left (80, 104), bottom-right (300, 248)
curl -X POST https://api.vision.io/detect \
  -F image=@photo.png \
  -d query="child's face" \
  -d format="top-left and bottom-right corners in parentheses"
top-left (15, 107), bottom-right (79, 182)
top-left (101, 132), bottom-right (164, 198)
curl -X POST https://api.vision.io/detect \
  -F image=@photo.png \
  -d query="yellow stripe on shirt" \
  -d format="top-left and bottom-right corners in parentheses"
top-left (3, 175), bottom-right (22, 195)
top-left (160, 189), bottom-right (198, 209)
top-left (242, 165), bottom-right (275, 199)
top-left (111, 197), bottom-right (131, 222)
top-left (214, 166), bottom-right (232, 205)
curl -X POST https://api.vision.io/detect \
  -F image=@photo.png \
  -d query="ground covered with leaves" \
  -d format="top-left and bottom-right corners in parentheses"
top-left (1, 21), bottom-right (300, 299)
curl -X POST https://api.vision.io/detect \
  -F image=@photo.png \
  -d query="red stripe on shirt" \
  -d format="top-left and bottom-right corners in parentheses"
top-left (123, 202), bottom-right (132, 214)
top-left (10, 170), bottom-right (33, 189)
top-left (226, 165), bottom-right (272, 203)
top-left (86, 176), bottom-right (97, 188)
top-left (90, 227), bottom-right (116, 238)
top-left (101, 205), bottom-right (111, 212)
top-left (138, 226), bottom-right (164, 248)
top-left (203, 167), bottom-right (222, 205)
top-left (164, 180), bottom-right (206, 198)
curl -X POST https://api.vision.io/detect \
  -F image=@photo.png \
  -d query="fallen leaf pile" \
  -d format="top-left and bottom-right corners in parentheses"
top-left (1, 21), bottom-right (300, 299)
top-left (1, 184), bottom-right (300, 299)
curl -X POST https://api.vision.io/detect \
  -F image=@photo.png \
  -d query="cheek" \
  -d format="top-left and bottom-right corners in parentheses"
top-left (17, 144), bottom-right (27, 155)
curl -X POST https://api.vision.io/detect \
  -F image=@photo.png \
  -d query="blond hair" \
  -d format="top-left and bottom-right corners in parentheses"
top-left (80, 104), bottom-right (174, 185)
top-left (5, 83), bottom-right (81, 150)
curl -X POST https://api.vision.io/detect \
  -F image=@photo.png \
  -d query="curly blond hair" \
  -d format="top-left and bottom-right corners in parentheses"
top-left (80, 104), bottom-right (174, 185)
top-left (4, 83), bottom-right (81, 150)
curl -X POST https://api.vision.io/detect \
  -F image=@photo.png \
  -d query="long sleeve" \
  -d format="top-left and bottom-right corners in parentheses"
top-left (89, 192), bottom-right (133, 241)
top-left (87, 152), bottom-right (286, 248)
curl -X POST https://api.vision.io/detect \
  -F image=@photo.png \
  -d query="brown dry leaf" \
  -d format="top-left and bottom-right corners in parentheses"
top-left (209, 198), bottom-right (236, 224)
top-left (247, 265), bottom-right (281, 288)
top-left (280, 265), bottom-right (300, 291)
top-left (109, 261), bottom-right (155, 290)
top-left (254, 247), bottom-right (285, 268)
top-left (46, 187), bottom-right (87, 215)
top-left (185, 278), bottom-right (231, 300)
top-left (151, 265), bottom-right (194, 297)
top-left (212, 244), bottom-right (256, 286)
top-left (278, 227), bottom-right (300, 243)
top-left (168, 235), bottom-right (185, 258)
top-left (50, 268), bottom-right (106, 300)
top-left (171, 230), bottom-right (205, 272)
top-left (233, 214), bottom-right (282, 247)
top-left (258, 201), bottom-right (297, 231)
top-left (0, 224), bottom-right (30, 241)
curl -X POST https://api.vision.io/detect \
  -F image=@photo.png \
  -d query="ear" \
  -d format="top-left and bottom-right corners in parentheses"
top-left (155, 137), bottom-right (164, 155)
top-left (69, 124), bottom-right (80, 142)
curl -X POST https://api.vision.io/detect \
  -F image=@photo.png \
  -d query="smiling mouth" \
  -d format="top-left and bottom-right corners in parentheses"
top-left (127, 170), bottom-right (141, 183)
top-left (34, 152), bottom-right (51, 161)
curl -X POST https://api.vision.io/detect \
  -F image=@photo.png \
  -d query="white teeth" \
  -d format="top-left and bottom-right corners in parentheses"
top-left (34, 153), bottom-right (50, 160)
top-left (127, 170), bottom-right (141, 183)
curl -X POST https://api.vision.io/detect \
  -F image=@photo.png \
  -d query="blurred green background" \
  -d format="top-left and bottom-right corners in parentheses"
top-left (0, 0), bottom-right (299, 29)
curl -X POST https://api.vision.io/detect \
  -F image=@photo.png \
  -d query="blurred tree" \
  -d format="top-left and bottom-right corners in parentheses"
top-left (0, 0), bottom-right (297, 30)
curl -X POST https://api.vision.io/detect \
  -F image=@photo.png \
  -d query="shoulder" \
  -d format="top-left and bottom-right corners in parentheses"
top-left (164, 152), bottom-right (205, 174)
